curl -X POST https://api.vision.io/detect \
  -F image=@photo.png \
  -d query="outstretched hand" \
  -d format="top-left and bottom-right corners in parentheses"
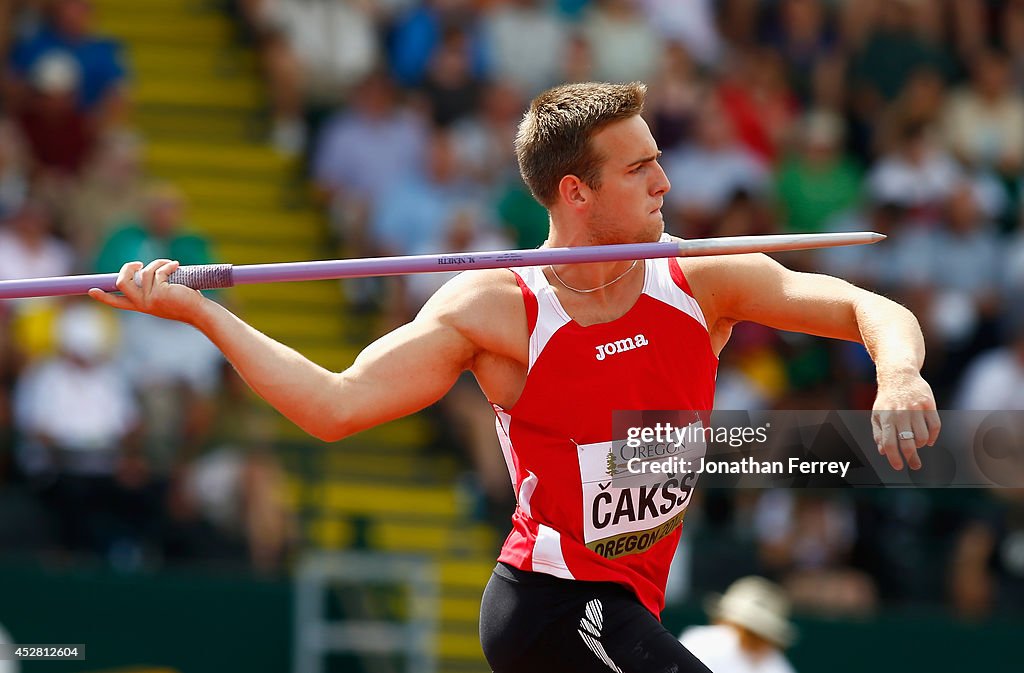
top-left (871, 370), bottom-right (941, 471)
top-left (88, 259), bottom-right (206, 325)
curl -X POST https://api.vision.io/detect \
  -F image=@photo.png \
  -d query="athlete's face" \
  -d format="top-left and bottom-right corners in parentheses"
top-left (584, 115), bottom-right (671, 245)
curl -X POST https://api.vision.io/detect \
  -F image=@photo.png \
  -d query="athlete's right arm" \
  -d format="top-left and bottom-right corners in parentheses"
top-left (89, 259), bottom-right (504, 442)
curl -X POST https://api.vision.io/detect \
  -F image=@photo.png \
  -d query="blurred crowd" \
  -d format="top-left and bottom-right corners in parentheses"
top-left (0, 0), bottom-right (1020, 625)
top-left (0, 0), bottom-right (293, 576)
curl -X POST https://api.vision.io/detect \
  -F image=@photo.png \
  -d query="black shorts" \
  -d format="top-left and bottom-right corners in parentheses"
top-left (479, 563), bottom-right (712, 673)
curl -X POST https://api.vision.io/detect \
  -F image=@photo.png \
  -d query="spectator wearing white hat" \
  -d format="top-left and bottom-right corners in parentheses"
top-left (680, 576), bottom-right (798, 673)
top-left (12, 302), bottom-right (158, 563)
top-left (13, 301), bottom-right (138, 480)
top-left (15, 50), bottom-right (96, 179)
top-left (7, 0), bottom-right (128, 127)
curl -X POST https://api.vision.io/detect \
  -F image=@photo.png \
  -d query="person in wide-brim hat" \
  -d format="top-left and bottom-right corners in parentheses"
top-left (705, 576), bottom-right (798, 648)
top-left (681, 576), bottom-right (799, 673)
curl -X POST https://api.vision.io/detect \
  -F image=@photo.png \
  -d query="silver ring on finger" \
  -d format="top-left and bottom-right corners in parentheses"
top-left (898, 430), bottom-right (915, 441)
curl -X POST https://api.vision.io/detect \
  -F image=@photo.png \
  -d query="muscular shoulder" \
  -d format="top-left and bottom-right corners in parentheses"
top-left (676, 254), bottom-right (770, 326)
top-left (417, 268), bottom-right (529, 363)
top-left (676, 254), bottom-right (785, 354)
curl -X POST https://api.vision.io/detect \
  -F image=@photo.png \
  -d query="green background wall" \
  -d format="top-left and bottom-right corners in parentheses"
top-left (0, 561), bottom-right (1019, 673)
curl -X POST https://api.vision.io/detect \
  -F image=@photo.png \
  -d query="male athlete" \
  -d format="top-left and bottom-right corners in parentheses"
top-left (90, 82), bottom-right (940, 672)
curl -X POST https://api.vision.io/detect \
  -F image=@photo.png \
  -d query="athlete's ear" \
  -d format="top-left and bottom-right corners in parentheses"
top-left (557, 174), bottom-right (589, 210)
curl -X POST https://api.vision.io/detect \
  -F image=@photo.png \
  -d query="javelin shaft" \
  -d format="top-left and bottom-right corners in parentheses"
top-left (0, 232), bottom-right (883, 300)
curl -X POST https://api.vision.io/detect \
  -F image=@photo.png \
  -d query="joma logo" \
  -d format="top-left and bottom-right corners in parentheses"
top-left (595, 334), bottom-right (649, 361)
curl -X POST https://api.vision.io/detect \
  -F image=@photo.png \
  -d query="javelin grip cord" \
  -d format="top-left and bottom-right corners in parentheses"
top-left (164, 264), bottom-right (235, 290)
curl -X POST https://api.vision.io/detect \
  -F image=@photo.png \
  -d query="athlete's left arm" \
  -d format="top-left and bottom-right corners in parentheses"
top-left (690, 253), bottom-right (940, 471)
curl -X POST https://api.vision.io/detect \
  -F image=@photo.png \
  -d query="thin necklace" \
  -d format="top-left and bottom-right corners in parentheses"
top-left (549, 259), bottom-right (638, 293)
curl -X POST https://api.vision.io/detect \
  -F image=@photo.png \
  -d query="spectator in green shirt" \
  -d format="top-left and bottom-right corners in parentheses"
top-left (94, 182), bottom-right (211, 273)
top-left (93, 182), bottom-right (222, 473)
top-left (776, 110), bottom-right (861, 233)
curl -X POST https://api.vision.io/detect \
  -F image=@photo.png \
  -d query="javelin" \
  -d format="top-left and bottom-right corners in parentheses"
top-left (0, 232), bottom-right (883, 300)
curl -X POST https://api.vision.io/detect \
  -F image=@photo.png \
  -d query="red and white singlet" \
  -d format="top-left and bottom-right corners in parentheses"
top-left (493, 254), bottom-right (718, 617)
